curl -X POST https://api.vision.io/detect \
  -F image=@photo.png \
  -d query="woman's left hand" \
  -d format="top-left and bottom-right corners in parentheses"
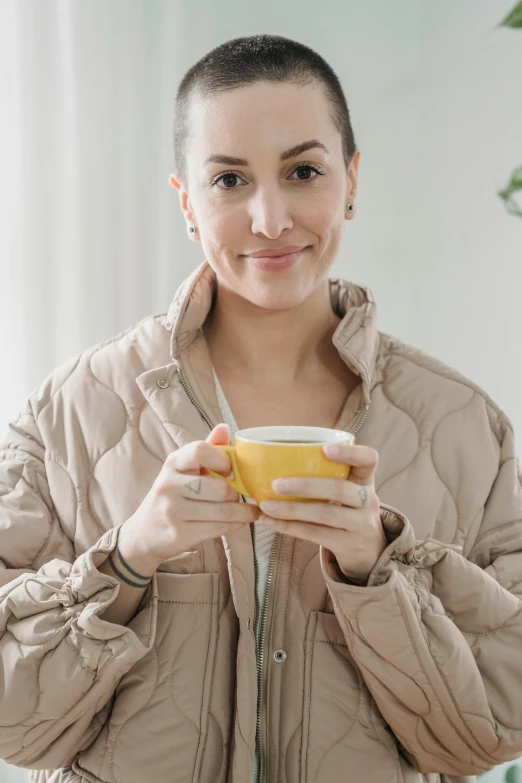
top-left (258, 442), bottom-right (387, 585)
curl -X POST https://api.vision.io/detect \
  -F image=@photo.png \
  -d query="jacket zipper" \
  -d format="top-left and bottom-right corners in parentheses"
top-left (253, 526), bottom-right (282, 783)
top-left (177, 366), bottom-right (216, 430)
top-left (177, 365), bottom-right (370, 783)
top-left (351, 402), bottom-right (370, 437)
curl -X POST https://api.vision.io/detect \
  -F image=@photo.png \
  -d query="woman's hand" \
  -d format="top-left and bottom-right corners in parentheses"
top-left (258, 443), bottom-right (387, 584)
top-left (119, 424), bottom-right (260, 575)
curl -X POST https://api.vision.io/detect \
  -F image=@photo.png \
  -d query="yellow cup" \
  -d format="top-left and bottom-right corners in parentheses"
top-left (206, 426), bottom-right (355, 504)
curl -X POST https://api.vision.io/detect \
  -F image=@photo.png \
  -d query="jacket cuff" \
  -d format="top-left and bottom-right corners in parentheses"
top-left (59, 524), bottom-right (158, 655)
top-left (320, 502), bottom-right (417, 590)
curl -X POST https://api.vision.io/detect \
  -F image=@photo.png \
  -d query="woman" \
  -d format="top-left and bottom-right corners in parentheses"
top-left (1, 33), bottom-right (522, 783)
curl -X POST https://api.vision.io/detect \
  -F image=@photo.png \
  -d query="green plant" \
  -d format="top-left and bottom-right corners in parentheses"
top-left (505, 764), bottom-right (522, 783)
top-left (497, 1), bottom-right (522, 218)
top-left (498, 166), bottom-right (522, 218)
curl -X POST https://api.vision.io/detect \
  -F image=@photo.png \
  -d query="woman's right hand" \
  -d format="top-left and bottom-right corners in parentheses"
top-left (117, 423), bottom-right (260, 575)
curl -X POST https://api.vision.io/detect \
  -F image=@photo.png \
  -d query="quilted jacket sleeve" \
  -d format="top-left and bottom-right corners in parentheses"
top-left (0, 400), bottom-right (158, 769)
top-left (320, 410), bottom-right (522, 776)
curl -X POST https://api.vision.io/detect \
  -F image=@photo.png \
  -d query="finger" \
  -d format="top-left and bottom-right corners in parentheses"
top-left (272, 477), bottom-right (375, 506)
top-left (180, 497), bottom-right (261, 523)
top-left (322, 443), bottom-right (378, 485)
top-left (259, 499), bottom-right (353, 530)
top-left (356, 486), bottom-right (370, 509)
top-left (201, 425), bottom-right (232, 477)
top-left (177, 473), bottom-right (240, 502)
top-left (206, 423), bottom-right (231, 445)
top-left (171, 439), bottom-right (232, 476)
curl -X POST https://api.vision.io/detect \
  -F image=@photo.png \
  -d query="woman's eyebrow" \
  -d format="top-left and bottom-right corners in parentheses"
top-left (204, 139), bottom-right (330, 167)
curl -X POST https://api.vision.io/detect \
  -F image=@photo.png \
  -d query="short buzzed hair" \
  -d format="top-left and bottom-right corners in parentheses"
top-left (173, 34), bottom-right (358, 185)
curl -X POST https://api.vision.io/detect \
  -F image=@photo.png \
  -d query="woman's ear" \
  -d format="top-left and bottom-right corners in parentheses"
top-left (346, 150), bottom-right (360, 206)
top-left (169, 174), bottom-right (197, 227)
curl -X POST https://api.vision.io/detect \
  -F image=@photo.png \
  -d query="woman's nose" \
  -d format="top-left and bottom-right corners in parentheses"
top-left (249, 192), bottom-right (293, 239)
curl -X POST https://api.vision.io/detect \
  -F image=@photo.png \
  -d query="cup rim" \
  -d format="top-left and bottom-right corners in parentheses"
top-left (234, 426), bottom-right (355, 445)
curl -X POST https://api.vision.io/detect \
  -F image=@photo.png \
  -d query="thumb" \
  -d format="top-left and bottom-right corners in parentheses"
top-left (206, 422), bottom-right (231, 446)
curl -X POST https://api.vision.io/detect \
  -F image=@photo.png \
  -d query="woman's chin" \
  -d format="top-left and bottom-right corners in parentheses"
top-left (244, 284), bottom-right (311, 311)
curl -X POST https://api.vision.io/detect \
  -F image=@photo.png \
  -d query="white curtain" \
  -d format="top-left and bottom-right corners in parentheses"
top-left (0, 0), bottom-right (203, 429)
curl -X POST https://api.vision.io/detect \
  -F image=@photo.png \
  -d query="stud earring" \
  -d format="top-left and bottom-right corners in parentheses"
top-left (347, 203), bottom-right (354, 212)
top-left (188, 225), bottom-right (196, 235)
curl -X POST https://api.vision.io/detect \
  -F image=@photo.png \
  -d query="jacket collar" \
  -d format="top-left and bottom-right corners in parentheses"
top-left (164, 260), bottom-right (380, 406)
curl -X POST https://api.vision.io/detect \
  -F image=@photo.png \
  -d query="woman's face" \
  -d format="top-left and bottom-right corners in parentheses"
top-left (170, 80), bottom-right (359, 310)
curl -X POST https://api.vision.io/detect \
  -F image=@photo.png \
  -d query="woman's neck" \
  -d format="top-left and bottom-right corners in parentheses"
top-left (202, 279), bottom-right (344, 387)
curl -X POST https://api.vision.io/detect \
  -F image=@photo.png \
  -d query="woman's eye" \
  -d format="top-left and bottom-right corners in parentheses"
top-left (213, 172), bottom-right (244, 189)
top-left (289, 164), bottom-right (323, 182)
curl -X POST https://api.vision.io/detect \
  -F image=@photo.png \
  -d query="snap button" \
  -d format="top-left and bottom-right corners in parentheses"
top-left (156, 377), bottom-right (170, 389)
top-left (273, 649), bottom-right (287, 663)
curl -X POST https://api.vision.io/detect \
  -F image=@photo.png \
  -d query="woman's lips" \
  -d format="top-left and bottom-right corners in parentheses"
top-left (245, 247), bottom-right (307, 271)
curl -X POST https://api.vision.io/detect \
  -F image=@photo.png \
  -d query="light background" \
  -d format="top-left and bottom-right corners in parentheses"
top-left (0, 1), bottom-right (521, 780)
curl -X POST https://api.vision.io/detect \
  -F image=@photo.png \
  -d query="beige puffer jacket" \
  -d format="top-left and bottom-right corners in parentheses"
top-left (1, 260), bottom-right (522, 783)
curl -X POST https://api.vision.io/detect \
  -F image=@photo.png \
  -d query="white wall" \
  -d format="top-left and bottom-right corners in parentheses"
top-left (1, 1), bottom-right (521, 781)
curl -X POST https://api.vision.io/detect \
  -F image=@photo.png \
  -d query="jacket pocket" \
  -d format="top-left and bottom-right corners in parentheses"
top-left (300, 610), bottom-right (361, 783)
top-left (300, 611), bottom-right (402, 783)
top-left (78, 571), bottom-right (221, 783)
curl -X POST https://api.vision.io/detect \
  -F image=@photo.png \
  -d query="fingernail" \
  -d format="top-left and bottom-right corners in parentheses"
top-left (323, 444), bottom-right (341, 456)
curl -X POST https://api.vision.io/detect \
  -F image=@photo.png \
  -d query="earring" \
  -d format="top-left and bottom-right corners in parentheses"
top-left (347, 203), bottom-right (354, 212)
top-left (188, 225), bottom-right (196, 235)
